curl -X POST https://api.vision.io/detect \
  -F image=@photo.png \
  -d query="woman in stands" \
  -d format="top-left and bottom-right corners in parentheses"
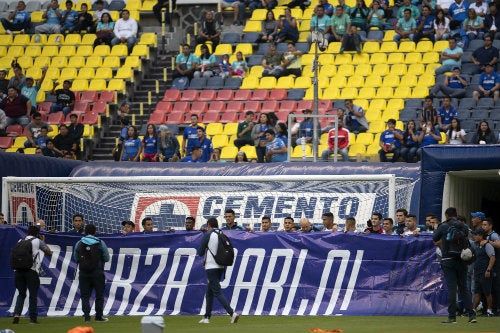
top-left (416, 120), bottom-right (442, 160)
top-left (94, 12), bottom-right (114, 47)
top-left (120, 125), bottom-right (142, 162)
top-left (470, 120), bottom-right (497, 144)
top-left (275, 122), bottom-right (288, 146)
top-left (142, 124), bottom-right (158, 162)
top-left (400, 120), bottom-right (420, 163)
top-left (434, 9), bottom-right (450, 41)
top-left (231, 51), bottom-right (248, 77)
top-left (157, 125), bottom-right (180, 162)
top-left (275, 8), bottom-right (299, 43)
top-left (193, 44), bottom-right (218, 79)
top-left (251, 113), bottom-right (271, 163)
top-left (446, 118), bottom-right (467, 145)
top-left (234, 151), bottom-right (248, 163)
top-left (462, 8), bottom-right (484, 48)
top-left (261, 10), bottom-right (278, 42)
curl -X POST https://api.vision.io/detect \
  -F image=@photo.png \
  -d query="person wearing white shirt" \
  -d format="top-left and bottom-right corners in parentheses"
top-left (469, 0), bottom-right (488, 17)
top-left (111, 9), bottom-right (138, 54)
top-left (436, 0), bottom-right (455, 14)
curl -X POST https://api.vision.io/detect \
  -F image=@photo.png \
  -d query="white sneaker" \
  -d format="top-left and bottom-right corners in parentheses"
top-left (198, 318), bottom-right (210, 324)
top-left (230, 312), bottom-right (240, 323)
top-left (6, 30), bottom-right (12, 35)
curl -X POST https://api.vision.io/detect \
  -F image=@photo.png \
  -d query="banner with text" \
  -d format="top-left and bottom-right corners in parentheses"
top-left (0, 227), bottom-right (446, 317)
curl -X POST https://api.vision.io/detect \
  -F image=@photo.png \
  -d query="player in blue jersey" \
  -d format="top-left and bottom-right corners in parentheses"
top-left (182, 114), bottom-right (200, 157)
top-left (196, 127), bottom-right (213, 162)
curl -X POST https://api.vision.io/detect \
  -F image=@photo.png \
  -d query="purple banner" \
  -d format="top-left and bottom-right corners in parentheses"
top-left (0, 227), bottom-right (446, 317)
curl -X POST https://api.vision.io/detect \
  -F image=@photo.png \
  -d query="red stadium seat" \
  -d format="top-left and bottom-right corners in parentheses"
top-left (279, 100), bottom-right (297, 113)
top-left (191, 101), bottom-right (209, 113)
top-left (0, 137), bottom-right (13, 149)
top-left (180, 89), bottom-right (199, 101)
top-left (91, 100), bottom-right (108, 114)
top-left (162, 89), bottom-right (181, 102)
top-left (234, 90), bottom-right (252, 100)
top-left (297, 100), bottom-right (313, 111)
top-left (154, 101), bottom-right (173, 114)
top-left (226, 101), bottom-right (244, 113)
top-left (318, 100), bottom-right (333, 113)
top-left (166, 111), bottom-right (185, 124)
top-left (251, 90), bottom-right (269, 101)
top-left (269, 89), bottom-right (287, 101)
top-left (73, 101), bottom-right (91, 113)
top-left (261, 100), bottom-right (279, 113)
top-left (220, 111), bottom-right (239, 123)
top-left (198, 90), bottom-right (217, 102)
top-left (74, 91), bottom-right (81, 102)
top-left (276, 111), bottom-right (291, 123)
top-left (82, 112), bottom-right (99, 125)
top-left (6, 124), bottom-right (22, 136)
top-left (47, 112), bottom-right (64, 124)
top-left (203, 110), bottom-right (220, 123)
top-left (208, 101), bottom-right (226, 113)
top-left (99, 90), bottom-right (115, 103)
top-left (80, 90), bottom-right (98, 103)
top-left (216, 89), bottom-right (234, 101)
top-left (243, 101), bottom-right (261, 112)
top-left (172, 101), bottom-right (190, 113)
top-left (148, 112), bottom-right (167, 124)
top-left (38, 101), bottom-right (53, 113)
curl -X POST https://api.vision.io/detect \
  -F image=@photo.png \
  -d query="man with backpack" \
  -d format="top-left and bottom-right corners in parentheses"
top-left (73, 224), bottom-right (110, 323)
top-left (433, 207), bottom-right (477, 324)
top-left (197, 217), bottom-right (240, 324)
top-left (11, 225), bottom-right (52, 324)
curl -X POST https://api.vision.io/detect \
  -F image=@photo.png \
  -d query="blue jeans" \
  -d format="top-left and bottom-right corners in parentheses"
top-left (50, 103), bottom-right (72, 117)
top-left (6, 115), bottom-right (29, 127)
top-left (14, 269), bottom-right (40, 321)
top-left (321, 148), bottom-right (349, 161)
top-left (400, 146), bottom-right (417, 163)
top-left (111, 36), bottom-right (137, 53)
top-left (203, 268), bottom-right (234, 318)
top-left (435, 64), bottom-right (456, 75)
top-left (440, 258), bottom-right (473, 320)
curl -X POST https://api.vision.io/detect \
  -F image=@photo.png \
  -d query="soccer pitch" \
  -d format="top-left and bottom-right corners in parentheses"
top-left (0, 316), bottom-right (499, 333)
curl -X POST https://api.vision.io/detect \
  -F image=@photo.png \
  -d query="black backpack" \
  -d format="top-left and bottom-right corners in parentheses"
top-left (446, 220), bottom-right (470, 256)
top-left (78, 241), bottom-right (101, 272)
top-left (209, 230), bottom-right (235, 266)
top-left (10, 238), bottom-right (35, 270)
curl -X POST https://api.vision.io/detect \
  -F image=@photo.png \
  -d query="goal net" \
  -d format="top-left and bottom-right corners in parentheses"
top-left (2, 175), bottom-right (416, 233)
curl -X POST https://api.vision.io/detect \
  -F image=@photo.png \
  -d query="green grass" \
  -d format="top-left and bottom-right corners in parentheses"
top-left (0, 315), bottom-right (499, 333)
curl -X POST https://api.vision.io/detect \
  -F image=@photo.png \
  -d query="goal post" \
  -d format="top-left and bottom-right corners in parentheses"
top-left (2, 174), bottom-right (412, 233)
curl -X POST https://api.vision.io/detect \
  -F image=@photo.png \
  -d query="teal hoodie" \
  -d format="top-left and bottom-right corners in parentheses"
top-left (73, 235), bottom-right (110, 266)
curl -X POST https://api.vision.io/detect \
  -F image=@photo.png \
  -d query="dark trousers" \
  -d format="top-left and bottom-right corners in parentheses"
top-left (234, 138), bottom-right (254, 149)
top-left (79, 269), bottom-right (106, 320)
top-left (14, 269), bottom-right (40, 321)
top-left (203, 268), bottom-right (234, 318)
top-left (256, 145), bottom-right (266, 163)
top-left (441, 258), bottom-right (473, 320)
top-left (153, 1), bottom-right (174, 24)
top-left (1, 18), bottom-right (30, 32)
top-left (379, 148), bottom-right (401, 162)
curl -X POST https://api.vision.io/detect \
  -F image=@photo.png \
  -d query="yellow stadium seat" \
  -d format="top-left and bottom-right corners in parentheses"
top-left (318, 76), bottom-right (329, 88)
top-left (71, 79), bottom-right (89, 91)
top-left (418, 74), bottom-right (435, 87)
top-left (354, 63), bottom-right (372, 77)
top-left (368, 120), bottom-right (386, 133)
top-left (422, 52), bottom-right (439, 64)
top-left (228, 135), bottom-right (235, 146)
top-left (365, 109), bottom-right (382, 122)
top-left (12, 136), bottom-right (27, 148)
top-left (348, 143), bottom-right (367, 158)
top-left (303, 87), bottom-right (321, 100)
top-left (131, 44), bottom-right (150, 59)
top-left (68, 56), bottom-right (85, 68)
top-left (260, 76), bottom-right (277, 90)
top-left (109, 11), bottom-right (120, 21)
top-left (212, 134), bottom-right (229, 148)
top-left (433, 40), bottom-right (448, 52)
top-left (353, 99), bottom-right (369, 110)
top-left (363, 41), bottom-right (380, 53)
top-left (398, 41), bottom-right (415, 52)
top-left (8, 45), bottom-right (24, 57)
top-left (322, 86), bottom-right (340, 99)
top-left (272, 7), bottom-right (284, 18)
top-left (375, 86), bottom-right (394, 99)
top-left (0, 57), bottom-right (14, 69)
top-left (394, 86), bottom-right (412, 98)
top-left (319, 64), bottom-right (337, 77)
top-left (125, 0), bottom-right (141, 10)
top-left (358, 87), bottom-right (376, 99)
top-left (369, 52), bottom-right (387, 65)
top-left (25, 67), bottom-right (42, 80)
top-left (330, 74), bottom-right (347, 88)
top-left (93, 45), bottom-right (110, 56)
top-left (368, 98), bottom-right (387, 113)
top-left (43, 67), bottom-right (59, 80)
top-left (115, 67), bottom-right (133, 81)
top-left (294, 76), bottom-right (312, 89)
top-left (60, 68), bottom-right (78, 81)
top-left (390, 63), bottom-right (407, 76)
top-left (298, 31), bottom-right (309, 42)
top-left (416, 40), bottom-right (433, 52)
top-left (111, 44), bottom-right (128, 57)
top-left (301, 65), bottom-right (314, 77)
top-left (107, 79), bottom-right (126, 93)
top-left (241, 76), bottom-right (259, 89)
top-left (347, 76), bottom-right (364, 88)
top-left (383, 30), bottom-right (396, 42)
top-left (0, 35), bottom-right (12, 46)
top-left (249, 65), bottom-right (263, 78)
top-left (386, 98), bottom-right (405, 111)
top-left (83, 124), bottom-right (95, 137)
top-left (320, 132), bottom-right (328, 145)
top-left (424, 63), bottom-right (441, 75)
top-left (102, 56), bottom-right (121, 68)
top-left (47, 34), bottom-right (64, 45)
top-left (85, 56), bottom-right (103, 68)
top-left (12, 34), bottom-right (30, 46)
top-left (318, 53), bottom-right (334, 65)
top-left (17, 55), bottom-right (33, 69)
top-left (339, 87), bottom-right (358, 100)
top-left (299, 19), bottom-right (311, 32)
top-left (59, 45), bottom-right (76, 57)
top-left (334, 53), bottom-right (351, 65)
top-left (39, 79), bottom-right (53, 93)
top-left (142, 0), bottom-right (156, 10)
top-left (220, 146), bottom-right (238, 160)
top-left (352, 53), bottom-right (370, 65)
top-left (243, 20), bottom-right (261, 32)
top-left (0, 46), bottom-right (6, 57)
top-left (250, 8), bottom-right (267, 20)
top-left (382, 74), bottom-right (400, 87)
top-left (40, 45), bottom-right (59, 57)
top-left (356, 133), bottom-right (374, 146)
top-left (303, 7), bottom-right (314, 18)
top-left (439, 131), bottom-right (447, 144)
top-left (380, 41), bottom-right (397, 52)
top-left (51, 56), bottom-right (68, 68)
top-left (129, 10), bottom-right (140, 21)
top-left (81, 34), bottom-right (97, 45)
top-left (364, 75), bottom-right (382, 88)
top-left (292, 145), bottom-right (312, 158)
top-left (412, 86), bottom-right (430, 98)
top-left (408, 63), bottom-right (425, 76)
top-left (381, 109), bottom-right (399, 122)
top-left (124, 56), bottom-right (141, 71)
top-left (30, 11), bottom-right (44, 23)
top-left (336, 64), bottom-right (354, 76)
top-left (240, 145), bottom-right (257, 159)
top-left (77, 68), bottom-right (96, 80)
top-left (405, 52), bottom-right (421, 64)
top-left (349, 132), bottom-right (356, 144)
top-left (94, 67), bottom-right (113, 80)
top-left (366, 142), bottom-right (381, 158)
top-left (387, 52), bottom-right (404, 64)
top-left (206, 123), bottom-right (224, 136)
top-left (223, 123), bottom-right (238, 136)
top-left (276, 76), bottom-right (295, 89)
top-left (400, 75), bottom-right (417, 87)
top-left (235, 43), bottom-right (253, 56)
top-left (75, 45), bottom-right (93, 57)
top-left (63, 34), bottom-right (81, 45)
top-left (395, 121), bottom-right (404, 131)
top-left (372, 63), bottom-right (389, 76)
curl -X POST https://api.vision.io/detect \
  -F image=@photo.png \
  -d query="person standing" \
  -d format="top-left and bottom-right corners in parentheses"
top-left (197, 217), bottom-right (240, 324)
top-left (12, 226), bottom-right (52, 324)
top-left (73, 224), bottom-right (110, 322)
top-left (433, 207), bottom-right (477, 324)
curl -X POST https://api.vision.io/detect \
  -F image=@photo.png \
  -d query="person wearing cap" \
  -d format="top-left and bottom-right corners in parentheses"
top-left (157, 124), bottom-right (180, 162)
top-left (430, 67), bottom-right (467, 98)
top-left (471, 211), bottom-right (486, 230)
top-left (234, 111), bottom-right (255, 149)
top-left (196, 126), bottom-right (213, 162)
top-left (50, 80), bottom-right (75, 117)
top-left (121, 220), bottom-right (135, 235)
top-left (473, 62), bottom-right (500, 103)
top-left (24, 112), bottom-right (53, 148)
top-left (471, 227), bottom-right (496, 317)
top-left (0, 86), bottom-right (31, 127)
top-left (180, 146), bottom-right (202, 162)
top-left (378, 119), bottom-right (403, 162)
top-left (1, 1), bottom-right (31, 35)
top-left (265, 128), bottom-right (287, 162)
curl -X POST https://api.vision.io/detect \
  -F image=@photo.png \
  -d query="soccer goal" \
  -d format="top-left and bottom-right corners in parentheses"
top-left (2, 175), bottom-right (416, 233)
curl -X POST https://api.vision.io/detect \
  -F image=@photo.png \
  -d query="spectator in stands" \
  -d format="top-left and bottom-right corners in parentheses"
top-left (121, 220), bottom-right (135, 235)
top-left (420, 96), bottom-right (438, 129)
top-left (448, 0), bottom-right (469, 37)
top-left (394, 9), bottom-right (417, 43)
top-left (437, 96), bottom-right (458, 131)
top-left (435, 37), bottom-right (463, 75)
top-left (1, 87), bottom-right (31, 126)
top-left (307, 5), bottom-right (331, 44)
top-left (469, 35), bottom-right (499, 75)
top-left (382, 218), bottom-right (395, 235)
top-left (260, 10), bottom-right (278, 42)
top-left (93, 0), bottom-right (109, 23)
top-left (120, 125), bottom-right (142, 161)
top-left (275, 8), bottom-right (299, 43)
top-left (296, 109), bottom-right (315, 146)
top-left (397, 0), bottom-right (419, 19)
top-left (414, 5), bottom-right (435, 43)
top-left (71, 2), bottom-right (93, 33)
top-left (261, 44), bottom-right (283, 77)
top-left (265, 129), bottom-right (287, 162)
top-left (321, 116), bottom-right (349, 162)
top-left (173, 44), bottom-right (198, 81)
top-left (470, 120), bottom-right (497, 144)
top-left (111, 9), bottom-right (138, 54)
top-left (400, 120), bottom-right (419, 163)
top-left (280, 42), bottom-right (303, 77)
top-left (218, 54), bottom-right (233, 78)
top-left (53, 124), bottom-right (75, 157)
top-left (462, 8), bottom-right (484, 48)
top-left (330, 5), bottom-right (350, 44)
top-left (153, 0), bottom-right (175, 25)
top-left (473, 63), bottom-right (500, 103)
top-left (393, 208), bottom-right (408, 235)
top-left (43, 139), bottom-right (61, 157)
top-left (50, 80), bottom-right (75, 117)
top-left (431, 67), bottom-right (467, 98)
top-left (21, 68), bottom-right (47, 115)
top-left (0, 108), bottom-right (6, 137)
top-left (157, 124), bottom-right (180, 162)
top-left (275, 122), bottom-right (288, 144)
top-left (344, 99), bottom-right (368, 134)
top-left (319, 0), bottom-right (334, 16)
top-left (234, 110), bottom-right (255, 149)
top-left (209, 147), bottom-right (226, 163)
top-left (24, 112), bottom-right (53, 148)
top-left (0, 70), bottom-right (8, 99)
top-left (1, 1), bottom-right (31, 35)
top-left (142, 124), bottom-right (158, 162)
top-left (231, 51), bottom-right (248, 77)
top-left (35, 0), bottom-right (62, 34)
top-left (436, 0), bottom-right (453, 14)
top-left (378, 118), bottom-right (403, 162)
top-left (221, 0), bottom-right (242, 26)
top-left (35, 126), bottom-right (52, 149)
top-left (434, 9), bottom-right (451, 41)
top-left (234, 150), bottom-right (248, 162)
top-left (446, 118), bottom-right (467, 144)
top-left (402, 214), bottom-right (421, 236)
top-left (340, 25), bottom-right (362, 53)
top-left (417, 120), bottom-right (442, 159)
top-left (365, 212), bottom-right (383, 234)
top-left (35, 147), bottom-right (43, 155)
top-left (350, 0), bottom-right (369, 31)
top-left (194, 44), bottom-right (218, 79)
top-left (8, 62), bottom-right (25, 91)
top-left (367, 0), bottom-right (385, 30)
top-left (94, 12), bottom-right (114, 47)
top-left (60, 0), bottom-right (78, 34)
top-left (252, 112), bottom-right (271, 163)
top-left (469, 0), bottom-right (487, 17)
top-left (67, 113), bottom-right (83, 157)
top-left (196, 11), bottom-right (221, 48)
top-left (195, 127), bottom-right (213, 162)
top-left (182, 114), bottom-right (200, 157)
top-left (484, 2), bottom-right (500, 40)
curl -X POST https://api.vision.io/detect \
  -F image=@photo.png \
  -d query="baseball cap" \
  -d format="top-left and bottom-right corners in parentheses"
top-left (471, 212), bottom-right (485, 219)
top-left (471, 228), bottom-right (486, 236)
top-left (158, 124), bottom-right (169, 132)
top-left (122, 220), bottom-right (135, 228)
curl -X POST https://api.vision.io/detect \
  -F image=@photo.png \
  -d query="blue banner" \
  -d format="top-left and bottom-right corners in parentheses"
top-left (0, 227), bottom-right (446, 317)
